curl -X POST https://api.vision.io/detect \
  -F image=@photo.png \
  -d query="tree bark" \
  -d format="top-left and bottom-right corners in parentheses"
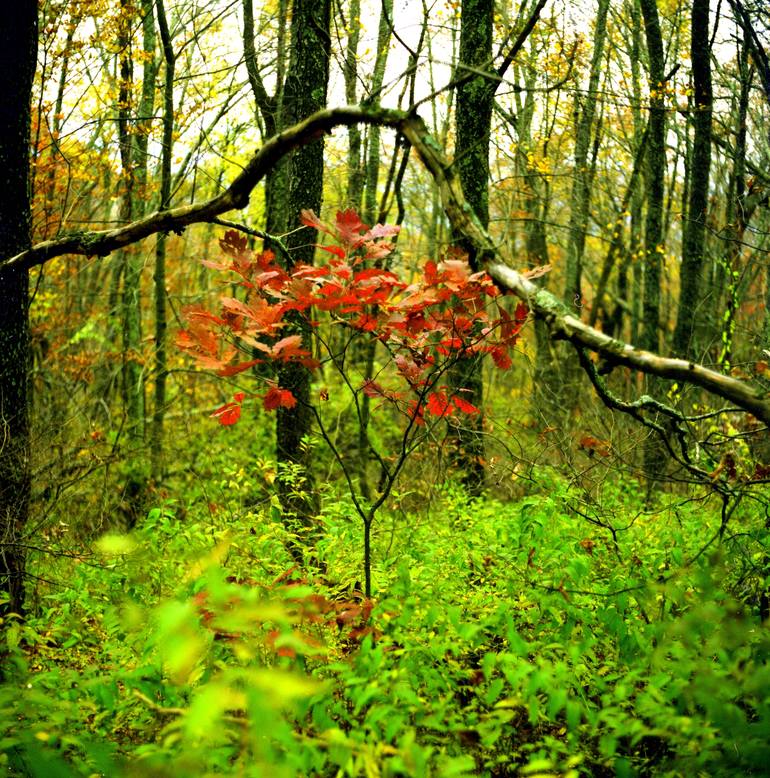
top-left (449, 0), bottom-right (494, 495)
top-left (344, 0), bottom-right (363, 209)
top-left (639, 0), bottom-right (666, 356)
top-left (362, 0), bottom-right (393, 225)
top-left (275, 0), bottom-right (332, 529)
top-left (563, 0), bottom-right (610, 309)
top-left (0, 1), bottom-right (36, 619)
top-left (672, 0), bottom-right (712, 359)
top-left (151, 0), bottom-right (175, 484)
top-left (117, 0), bottom-right (148, 523)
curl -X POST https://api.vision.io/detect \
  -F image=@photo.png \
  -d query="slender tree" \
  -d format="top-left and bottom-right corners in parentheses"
top-left (563, 0), bottom-right (610, 310)
top-left (362, 0), bottom-right (393, 226)
top-left (639, 0), bottom-right (666, 356)
top-left (639, 0), bottom-right (668, 495)
top-left (150, 0), bottom-right (175, 483)
top-left (344, 0), bottom-right (364, 209)
top-left (672, 0), bottom-right (712, 358)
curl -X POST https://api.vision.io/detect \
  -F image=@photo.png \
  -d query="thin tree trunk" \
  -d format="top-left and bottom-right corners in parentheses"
top-left (117, 0), bottom-right (148, 524)
top-left (362, 0), bottom-right (393, 225)
top-left (518, 56), bottom-right (557, 420)
top-left (629, 0), bottom-right (645, 347)
top-left (563, 0), bottom-right (610, 309)
top-left (639, 0), bottom-right (668, 497)
top-left (43, 23), bottom-right (76, 240)
top-left (242, 0), bottom-right (287, 245)
top-left (672, 0), bottom-right (712, 358)
top-left (719, 29), bottom-right (751, 369)
top-left (151, 0), bottom-right (175, 483)
top-left (344, 0), bottom-right (363, 209)
top-left (639, 0), bottom-right (666, 355)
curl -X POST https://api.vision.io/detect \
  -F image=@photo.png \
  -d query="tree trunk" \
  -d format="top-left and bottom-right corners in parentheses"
top-left (116, 0), bottom-right (148, 525)
top-left (718, 27), bottom-right (751, 369)
top-left (639, 0), bottom-right (666, 356)
top-left (242, 0), bottom-right (287, 245)
top-left (629, 0), bottom-right (645, 348)
top-left (344, 0), bottom-right (363, 209)
top-left (362, 0), bottom-right (393, 226)
top-left (672, 0), bottom-right (712, 359)
top-left (275, 0), bottom-right (332, 530)
top-left (563, 0), bottom-right (610, 309)
top-left (639, 0), bottom-right (668, 497)
top-left (449, 0), bottom-right (494, 495)
top-left (0, 2), bottom-right (37, 619)
top-left (151, 0), bottom-right (175, 483)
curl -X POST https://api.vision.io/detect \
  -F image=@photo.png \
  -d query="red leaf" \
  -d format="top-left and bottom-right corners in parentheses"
top-left (452, 395), bottom-right (479, 414)
top-left (299, 208), bottom-right (328, 233)
top-left (424, 260), bottom-right (439, 285)
top-left (440, 258), bottom-right (470, 289)
top-left (318, 244), bottom-right (346, 259)
top-left (263, 386), bottom-right (297, 410)
top-left (220, 229), bottom-right (249, 256)
top-left (210, 400), bottom-right (242, 426)
top-left (271, 335), bottom-right (309, 360)
top-left (490, 346), bottom-right (512, 370)
top-left (362, 379), bottom-right (386, 398)
top-left (426, 391), bottom-right (453, 418)
top-left (335, 208), bottom-right (368, 246)
top-left (216, 360), bottom-right (261, 377)
top-left (394, 354), bottom-right (425, 383)
top-left (578, 435), bottom-right (611, 457)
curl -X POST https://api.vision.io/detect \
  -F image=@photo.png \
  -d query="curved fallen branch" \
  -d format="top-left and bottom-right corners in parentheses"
top-left (4, 105), bottom-right (770, 424)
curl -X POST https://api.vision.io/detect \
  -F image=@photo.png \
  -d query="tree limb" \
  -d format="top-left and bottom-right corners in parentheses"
top-left (2, 106), bottom-right (408, 273)
top-left (5, 105), bottom-right (770, 424)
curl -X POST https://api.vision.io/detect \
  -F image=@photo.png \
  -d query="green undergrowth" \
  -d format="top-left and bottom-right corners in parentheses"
top-left (2, 474), bottom-right (769, 777)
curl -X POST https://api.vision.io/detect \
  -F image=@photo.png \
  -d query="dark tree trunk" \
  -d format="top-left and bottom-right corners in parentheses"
top-left (639, 0), bottom-right (666, 356)
top-left (151, 0), bottom-right (174, 484)
top-left (450, 0), bottom-right (494, 496)
top-left (639, 0), bottom-right (668, 497)
top-left (672, 0), bottom-right (712, 358)
top-left (0, 2), bottom-right (37, 619)
top-left (275, 0), bottom-right (332, 527)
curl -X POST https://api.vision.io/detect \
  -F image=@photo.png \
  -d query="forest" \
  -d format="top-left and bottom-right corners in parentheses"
top-left (1, 0), bottom-right (770, 775)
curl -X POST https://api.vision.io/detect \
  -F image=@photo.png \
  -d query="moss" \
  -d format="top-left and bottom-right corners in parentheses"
top-left (533, 289), bottom-right (569, 318)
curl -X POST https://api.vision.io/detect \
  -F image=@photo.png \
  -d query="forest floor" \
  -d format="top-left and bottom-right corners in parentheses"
top-left (1, 464), bottom-right (769, 777)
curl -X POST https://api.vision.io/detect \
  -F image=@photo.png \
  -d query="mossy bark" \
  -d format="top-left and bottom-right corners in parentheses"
top-left (275, 0), bottom-right (332, 531)
top-left (450, 0), bottom-right (494, 495)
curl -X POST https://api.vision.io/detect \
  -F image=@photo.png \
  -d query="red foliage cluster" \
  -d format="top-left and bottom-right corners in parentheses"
top-left (192, 569), bottom-right (378, 657)
top-left (176, 209), bottom-right (537, 425)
